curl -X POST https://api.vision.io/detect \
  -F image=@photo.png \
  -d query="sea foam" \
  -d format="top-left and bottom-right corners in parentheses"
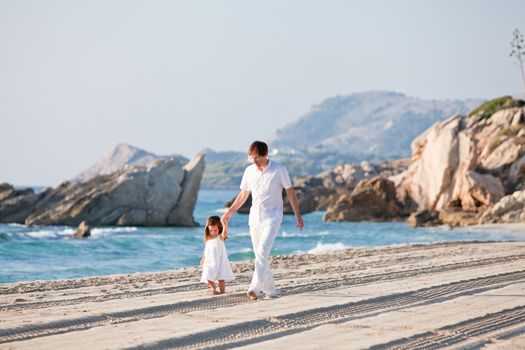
top-left (91, 227), bottom-right (138, 235)
top-left (307, 242), bottom-right (348, 254)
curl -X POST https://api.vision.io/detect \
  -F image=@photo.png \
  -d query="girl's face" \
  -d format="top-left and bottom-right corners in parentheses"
top-left (208, 224), bottom-right (220, 238)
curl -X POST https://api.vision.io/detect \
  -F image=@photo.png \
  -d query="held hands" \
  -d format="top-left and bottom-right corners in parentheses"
top-left (221, 210), bottom-right (233, 223)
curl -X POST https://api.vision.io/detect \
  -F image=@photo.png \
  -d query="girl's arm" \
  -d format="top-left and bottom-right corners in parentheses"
top-left (220, 219), bottom-right (228, 241)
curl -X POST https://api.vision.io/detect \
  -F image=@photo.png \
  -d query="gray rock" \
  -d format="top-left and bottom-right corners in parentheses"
top-left (0, 184), bottom-right (42, 224)
top-left (72, 143), bottom-right (188, 183)
top-left (73, 221), bottom-right (91, 238)
top-left (0, 155), bottom-right (205, 227)
top-left (167, 154), bottom-right (205, 226)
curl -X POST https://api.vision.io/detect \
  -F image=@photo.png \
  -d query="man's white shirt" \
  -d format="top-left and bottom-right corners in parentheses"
top-left (240, 160), bottom-right (292, 227)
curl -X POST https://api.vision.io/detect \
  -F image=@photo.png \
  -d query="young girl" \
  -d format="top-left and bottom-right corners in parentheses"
top-left (200, 216), bottom-right (235, 295)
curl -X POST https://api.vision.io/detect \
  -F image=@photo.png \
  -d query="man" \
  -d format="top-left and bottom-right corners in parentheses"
top-left (222, 141), bottom-right (304, 301)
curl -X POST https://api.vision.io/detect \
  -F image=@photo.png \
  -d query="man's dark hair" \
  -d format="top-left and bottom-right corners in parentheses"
top-left (248, 141), bottom-right (268, 156)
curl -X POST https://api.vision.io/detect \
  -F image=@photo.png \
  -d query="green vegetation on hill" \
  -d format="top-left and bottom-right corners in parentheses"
top-left (468, 96), bottom-right (525, 119)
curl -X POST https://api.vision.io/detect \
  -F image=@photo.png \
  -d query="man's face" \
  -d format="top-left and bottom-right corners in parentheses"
top-left (248, 152), bottom-right (267, 168)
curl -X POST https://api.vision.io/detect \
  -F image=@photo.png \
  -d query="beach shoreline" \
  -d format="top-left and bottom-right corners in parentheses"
top-left (1, 240), bottom-right (525, 349)
top-left (2, 221), bottom-right (525, 287)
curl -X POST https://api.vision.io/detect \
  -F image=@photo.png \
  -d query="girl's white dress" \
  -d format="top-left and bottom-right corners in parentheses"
top-left (201, 237), bottom-right (235, 282)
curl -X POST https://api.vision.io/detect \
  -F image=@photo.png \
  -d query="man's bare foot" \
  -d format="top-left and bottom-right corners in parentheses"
top-left (247, 291), bottom-right (257, 301)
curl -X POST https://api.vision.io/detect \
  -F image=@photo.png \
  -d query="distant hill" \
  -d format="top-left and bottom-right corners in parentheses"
top-left (72, 143), bottom-right (188, 183)
top-left (200, 148), bottom-right (246, 163)
top-left (71, 92), bottom-right (486, 189)
top-left (269, 91), bottom-right (484, 160)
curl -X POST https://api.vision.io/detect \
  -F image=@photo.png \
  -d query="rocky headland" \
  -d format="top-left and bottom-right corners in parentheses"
top-left (0, 154), bottom-right (205, 227)
top-left (265, 97), bottom-right (525, 227)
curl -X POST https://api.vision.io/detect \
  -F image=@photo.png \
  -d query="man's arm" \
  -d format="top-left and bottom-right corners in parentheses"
top-left (222, 190), bottom-right (251, 222)
top-left (285, 187), bottom-right (304, 230)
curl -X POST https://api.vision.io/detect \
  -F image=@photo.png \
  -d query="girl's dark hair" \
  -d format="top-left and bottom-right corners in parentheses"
top-left (248, 141), bottom-right (268, 156)
top-left (204, 216), bottom-right (223, 242)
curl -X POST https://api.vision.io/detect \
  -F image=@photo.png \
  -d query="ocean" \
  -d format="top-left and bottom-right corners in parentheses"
top-left (0, 188), bottom-right (522, 284)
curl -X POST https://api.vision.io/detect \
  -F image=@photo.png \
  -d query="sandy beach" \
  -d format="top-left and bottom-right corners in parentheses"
top-left (1, 240), bottom-right (525, 349)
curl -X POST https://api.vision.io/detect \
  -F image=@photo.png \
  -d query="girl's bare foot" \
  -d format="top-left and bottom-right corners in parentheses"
top-left (247, 291), bottom-right (257, 301)
top-left (206, 280), bottom-right (217, 295)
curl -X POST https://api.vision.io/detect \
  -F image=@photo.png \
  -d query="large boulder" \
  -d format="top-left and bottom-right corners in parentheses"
top-left (323, 177), bottom-right (405, 222)
top-left (73, 221), bottom-right (91, 238)
top-left (457, 171), bottom-right (505, 211)
top-left (0, 155), bottom-right (205, 227)
top-left (397, 115), bottom-right (471, 211)
top-left (478, 190), bottom-right (525, 224)
top-left (166, 154), bottom-right (205, 226)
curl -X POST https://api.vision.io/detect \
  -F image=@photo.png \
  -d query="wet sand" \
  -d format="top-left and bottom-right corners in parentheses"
top-left (1, 240), bottom-right (525, 349)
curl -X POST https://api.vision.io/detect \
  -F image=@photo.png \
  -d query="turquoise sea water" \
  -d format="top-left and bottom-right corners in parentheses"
top-left (0, 189), bottom-right (523, 284)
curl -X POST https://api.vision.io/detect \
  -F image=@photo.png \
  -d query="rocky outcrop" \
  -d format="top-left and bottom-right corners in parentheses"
top-left (0, 184), bottom-right (42, 223)
top-left (72, 143), bottom-right (188, 183)
top-left (479, 190), bottom-right (525, 224)
top-left (322, 98), bottom-right (525, 226)
top-left (323, 177), bottom-right (405, 222)
top-left (291, 159), bottom-right (409, 214)
top-left (0, 155), bottom-right (205, 227)
top-left (396, 102), bottom-right (524, 218)
top-left (73, 221), bottom-right (91, 238)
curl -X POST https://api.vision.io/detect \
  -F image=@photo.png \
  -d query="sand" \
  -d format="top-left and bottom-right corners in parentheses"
top-left (1, 240), bottom-right (525, 349)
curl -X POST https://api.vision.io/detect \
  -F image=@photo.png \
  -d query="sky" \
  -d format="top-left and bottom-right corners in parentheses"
top-left (1, 0), bottom-right (524, 186)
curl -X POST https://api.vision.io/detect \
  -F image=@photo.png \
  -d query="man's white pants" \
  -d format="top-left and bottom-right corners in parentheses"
top-left (249, 223), bottom-right (280, 296)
